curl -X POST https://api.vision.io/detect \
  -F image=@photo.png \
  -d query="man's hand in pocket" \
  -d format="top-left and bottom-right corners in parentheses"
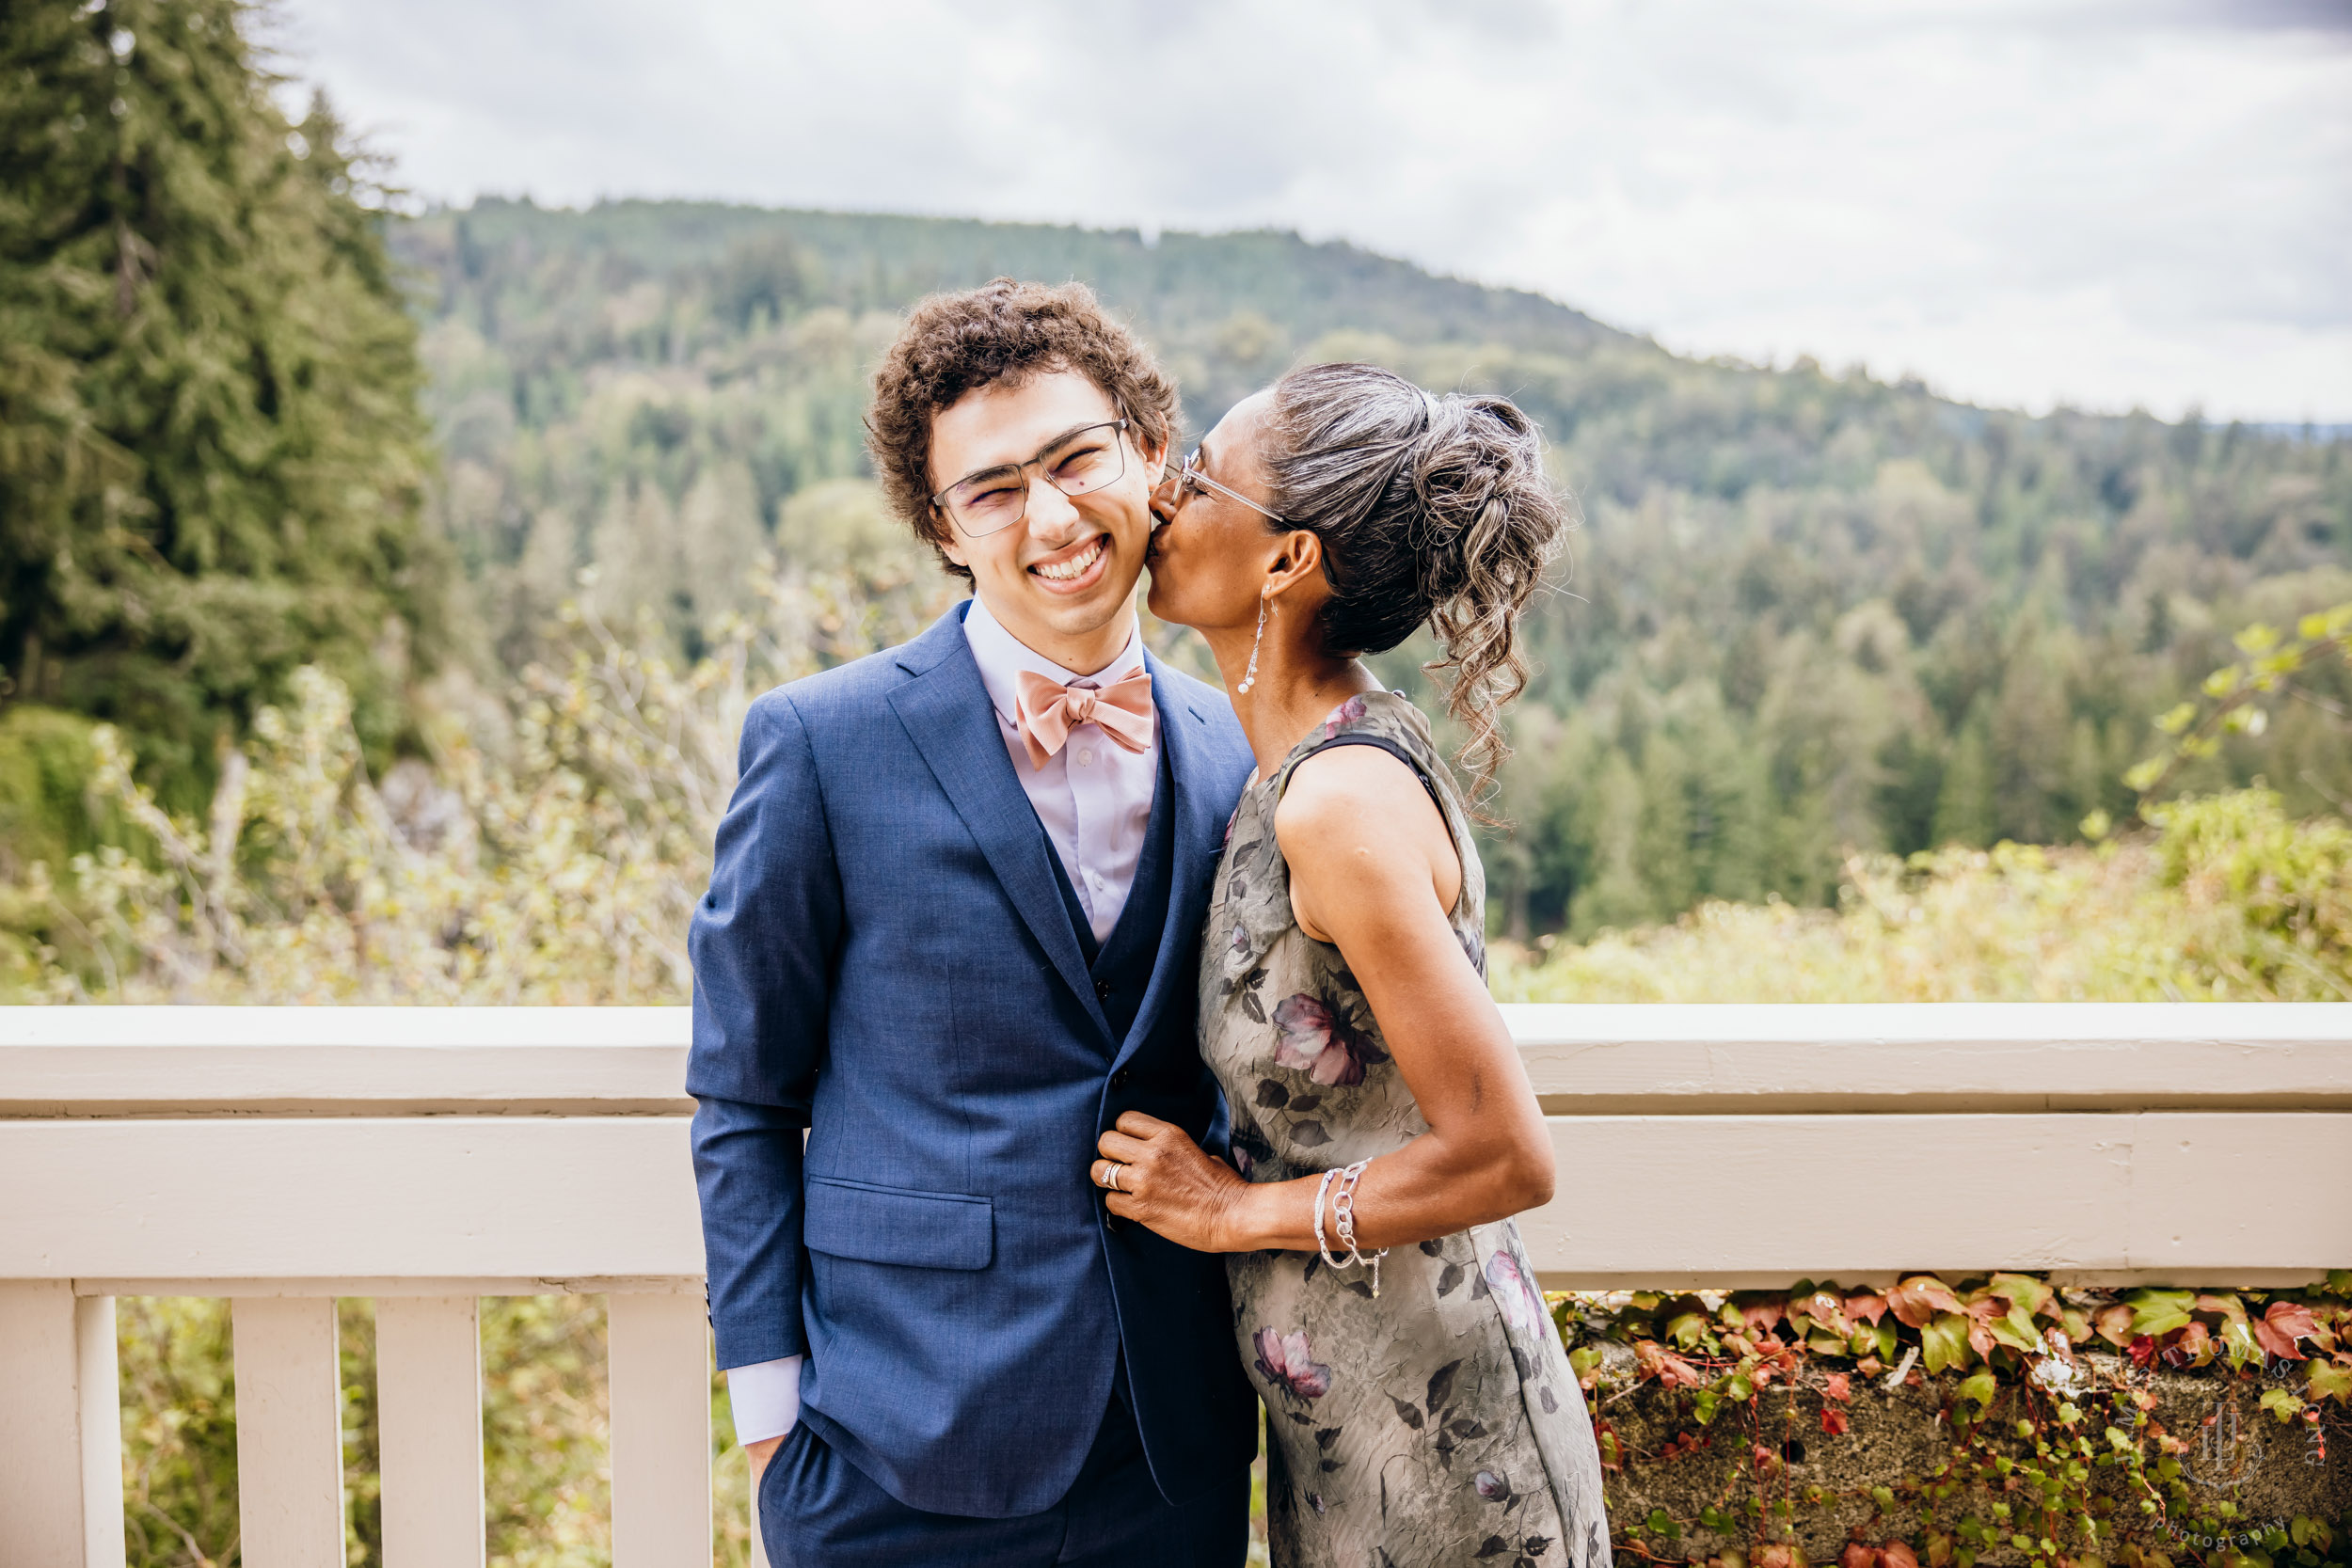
top-left (747, 1434), bottom-right (784, 1484)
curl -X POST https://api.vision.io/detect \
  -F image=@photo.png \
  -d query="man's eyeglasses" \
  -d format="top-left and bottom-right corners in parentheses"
top-left (1162, 449), bottom-right (1287, 525)
top-left (931, 420), bottom-right (1132, 537)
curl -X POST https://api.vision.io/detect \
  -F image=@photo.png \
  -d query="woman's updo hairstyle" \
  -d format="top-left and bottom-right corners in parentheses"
top-left (1264, 361), bottom-right (1568, 806)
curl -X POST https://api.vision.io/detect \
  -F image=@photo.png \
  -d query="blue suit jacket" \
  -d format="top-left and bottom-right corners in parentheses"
top-left (687, 602), bottom-right (1261, 1518)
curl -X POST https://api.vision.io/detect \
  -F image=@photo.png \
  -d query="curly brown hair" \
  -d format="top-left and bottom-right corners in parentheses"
top-left (865, 278), bottom-right (1181, 581)
top-left (1265, 362), bottom-right (1570, 812)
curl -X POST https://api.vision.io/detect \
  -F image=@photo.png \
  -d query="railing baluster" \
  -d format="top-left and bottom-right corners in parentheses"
top-left (0, 1281), bottom-right (95, 1565)
top-left (376, 1295), bottom-right (485, 1568)
top-left (76, 1295), bottom-right (128, 1568)
top-left (607, 1291), bottom-right (712, 1568)
top-left (230, 1296), bottom-right (346, 1568)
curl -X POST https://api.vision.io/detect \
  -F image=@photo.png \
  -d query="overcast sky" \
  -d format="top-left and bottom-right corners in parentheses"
top-left (267, 0), bottom-right (2352, 423)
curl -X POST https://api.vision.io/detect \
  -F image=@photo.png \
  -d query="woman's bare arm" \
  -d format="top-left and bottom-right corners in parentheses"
top-left (1098, 745), bottom-right (1554, 1253)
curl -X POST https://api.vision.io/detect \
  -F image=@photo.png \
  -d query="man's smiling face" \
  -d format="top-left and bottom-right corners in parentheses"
top-left (930, 369), bottom-right (1165, 675)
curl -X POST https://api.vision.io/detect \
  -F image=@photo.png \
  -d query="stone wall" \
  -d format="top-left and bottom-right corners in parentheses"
top-left (1593, 1345), bottom-right (2352, 1565)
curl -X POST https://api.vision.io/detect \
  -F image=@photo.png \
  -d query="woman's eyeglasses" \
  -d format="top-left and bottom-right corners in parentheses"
top-left (1163, 449), bottom-right (1287, 524)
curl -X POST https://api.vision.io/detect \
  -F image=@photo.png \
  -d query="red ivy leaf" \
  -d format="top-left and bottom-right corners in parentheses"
top-left (1634, 1339), bottom-right (1704, 1389)
top-left (1824, 1372), bottom-right (1852, 1403)
top-left (2255, 1301), bottom-right (2317, 1360)
top-left (1839, 1541), bottom-right (1877, 1568)
top-left (1883, 1541), bottom-right (1922, 1568)
top-left (1796, 1291), bottom-right (1853, 1338)
top-left (1846, 1291), bottom-right (1890, 1326)
top-left (1822, 1407), bottom-right (1851, 1435)
top-left (2094, 1304), bottom-right (2136, 1347)
top-left (1889, 1275), bottom-right (1964, 1329)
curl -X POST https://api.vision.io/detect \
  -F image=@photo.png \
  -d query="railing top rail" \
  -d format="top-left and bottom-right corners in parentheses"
top-left (0, 1003), bottom-right (2346, 1118)
top-left (4, 1006), bottom-right (2352, 1114)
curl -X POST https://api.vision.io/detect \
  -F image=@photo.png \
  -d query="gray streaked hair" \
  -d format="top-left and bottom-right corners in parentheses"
top-left (1264, 361), bottom-right (1567, 810)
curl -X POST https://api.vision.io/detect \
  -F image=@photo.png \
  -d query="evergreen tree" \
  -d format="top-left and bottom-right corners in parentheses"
top-left (0, 0), bottom-right (438, 778)
top-left (1932, 705), bottom-right (1998, 849)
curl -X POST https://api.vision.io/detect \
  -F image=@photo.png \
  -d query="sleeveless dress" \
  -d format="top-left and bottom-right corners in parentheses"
top-left (1200, 691), bottom-right (1612, 1568)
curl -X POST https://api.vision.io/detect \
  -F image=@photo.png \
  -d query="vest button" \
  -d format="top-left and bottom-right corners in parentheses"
top-left (1094, 979), bottom-right (1112, 1002)
top-left (1110, 1069), bottom-right (1131, 1091)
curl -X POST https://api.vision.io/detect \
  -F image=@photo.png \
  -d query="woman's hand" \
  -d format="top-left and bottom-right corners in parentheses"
top-left (1094, 1111), bottom-right (1253, 1253)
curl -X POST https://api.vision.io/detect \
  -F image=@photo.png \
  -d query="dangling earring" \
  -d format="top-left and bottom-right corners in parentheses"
top-left (1237, 585), bottom-right (1271, 695)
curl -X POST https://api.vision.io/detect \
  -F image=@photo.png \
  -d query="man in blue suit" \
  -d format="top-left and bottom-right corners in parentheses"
top-left (689, 278), bottom-right (1260, 1565)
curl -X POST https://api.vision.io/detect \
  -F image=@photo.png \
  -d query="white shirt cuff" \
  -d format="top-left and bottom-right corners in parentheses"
top-left (725, 1355), bottom-right (803, 1446)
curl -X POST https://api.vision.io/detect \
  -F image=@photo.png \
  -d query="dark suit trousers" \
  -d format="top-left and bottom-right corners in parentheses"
top-left (757, 1386), bottom-right (1249, 1568)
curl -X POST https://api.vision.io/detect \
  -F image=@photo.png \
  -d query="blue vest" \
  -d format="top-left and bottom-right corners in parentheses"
top-left (1047, 742), bottom-right (1175, 1048)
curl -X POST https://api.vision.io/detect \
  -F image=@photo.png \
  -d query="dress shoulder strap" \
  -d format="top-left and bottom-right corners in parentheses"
top-left (1273, 692), bottom-right (1467, 834)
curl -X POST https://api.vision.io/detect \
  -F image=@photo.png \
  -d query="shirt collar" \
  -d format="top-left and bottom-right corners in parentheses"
top-left (961, 594), bottom-right (1148, 727)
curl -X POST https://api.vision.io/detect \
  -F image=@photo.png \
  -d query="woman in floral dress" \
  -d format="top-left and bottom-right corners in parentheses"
top-left (1089, 362), bottom-right (1612, 1568)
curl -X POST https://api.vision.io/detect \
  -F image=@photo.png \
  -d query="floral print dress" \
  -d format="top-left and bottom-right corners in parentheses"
top-left (1201, 691), bottom-right (1611, 1568)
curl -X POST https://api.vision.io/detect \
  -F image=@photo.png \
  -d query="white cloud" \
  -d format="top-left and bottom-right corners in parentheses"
top-left (268, 0), bottom-right (2352, 420)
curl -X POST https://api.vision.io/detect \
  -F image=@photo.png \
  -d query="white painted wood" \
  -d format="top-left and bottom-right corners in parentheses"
top-left (0, 1005), bottom-right (690, 1117)
top-left (1525, 1110), bottom-right (2352, 1289)
top-left (376, 1297), bottom-right (485, 1568)
top-left (0, 1004), bottom-right (2342, 1564)
top-left (78, 1295), bottom-right (128, 1568)
top-left (0, 1004), bottom-right (691, 1050)
top-left (231, 1296), bottom-right (346, 1568)
top-left (608, 1292), bottom-right (712, 1568)
top-left (1517, 1002), bottom-right (2352, 1112)
top-left (0, 1280), bottom-right (90, 1567)
top-left (2126, 1111), bottom-right (2352, 1272)
top-left (10, 1107), bottom-right (2342, 1288)
top-left (8, 1003), bottom-right (2347, 1117)
top-left (0, 1117), bottom-right (702, 1280)
top-left (73, 1275), bottom-right (702, 1299)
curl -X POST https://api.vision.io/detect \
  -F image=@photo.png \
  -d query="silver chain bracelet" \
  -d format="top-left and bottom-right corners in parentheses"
top-left (1326, 1158), bottom-right (1390, 1297)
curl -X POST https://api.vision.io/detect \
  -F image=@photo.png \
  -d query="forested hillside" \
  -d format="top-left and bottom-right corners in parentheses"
top-left (394, 198), bottom-right (2352, 936)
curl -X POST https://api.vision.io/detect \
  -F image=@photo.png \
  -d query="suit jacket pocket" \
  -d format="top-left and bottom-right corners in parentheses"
top-left (803, 1176), bottom-right (993, 1270)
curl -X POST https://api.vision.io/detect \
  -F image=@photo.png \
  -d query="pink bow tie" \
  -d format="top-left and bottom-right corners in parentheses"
top-left (1014, 669), bottom-right (1155, 771)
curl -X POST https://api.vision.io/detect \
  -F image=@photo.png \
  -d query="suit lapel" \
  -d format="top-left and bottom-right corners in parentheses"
top-left (888, 608), bottom-right (1110, 1037)
top-left (1111, 651), bottom-right (1226, 1071)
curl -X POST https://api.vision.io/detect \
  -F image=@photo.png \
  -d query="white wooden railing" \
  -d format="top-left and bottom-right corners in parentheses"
top-left (2, 1003), bottom-right (2348, 1566)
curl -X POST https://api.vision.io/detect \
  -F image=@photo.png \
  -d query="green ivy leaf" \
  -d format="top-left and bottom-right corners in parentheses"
top-left (1693, 1388), bottom-right (1721, 1425)
top-left (1958, 1370), bottom-right (1996, 1417)
top-left (1987, 1273), bottom-right (2053, 1318)
top-left (1922, 1313), bottom-right (1973, 1374)
top-left (2260, 1387), bottom-right (2306, 1423)
top-left (1664, 1307), bottom-right (1709, 1350)
top-left (2126, 1289), bottom-right (2196, 1338)
top-left (1989, 1303), bottom-right (2042, 1354)
top-left (2307, 1357), bottom-right (2352, 1404)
